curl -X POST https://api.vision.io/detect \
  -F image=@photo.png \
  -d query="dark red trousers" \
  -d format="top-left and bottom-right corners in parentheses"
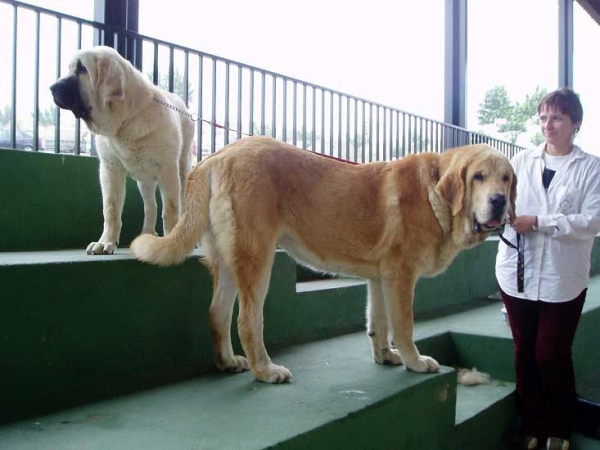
top-left (500, 288), bottom-right (586, 439)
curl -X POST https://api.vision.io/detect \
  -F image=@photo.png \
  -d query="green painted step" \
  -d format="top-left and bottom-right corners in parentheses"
top-left (0, 332), bottom-right (461, 450)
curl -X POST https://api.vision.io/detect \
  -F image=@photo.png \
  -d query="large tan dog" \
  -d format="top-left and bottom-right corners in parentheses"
top-left (131, 136), bottom-right (516, 383)
top-left (50, 46), bottom-right (194, 254)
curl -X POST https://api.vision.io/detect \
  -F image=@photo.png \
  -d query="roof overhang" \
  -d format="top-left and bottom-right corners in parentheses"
top-left (577, 0), bottom-right (600, 25)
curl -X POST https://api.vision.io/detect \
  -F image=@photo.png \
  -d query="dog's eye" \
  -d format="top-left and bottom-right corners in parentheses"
top-left (76, 61), bottom-right (87, 75)
top-left (473, 173), bottom-right (484, 181)
top-left (502, 174), bottom-right (510, 182)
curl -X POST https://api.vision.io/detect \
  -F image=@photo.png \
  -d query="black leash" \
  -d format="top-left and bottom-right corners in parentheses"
top-left (498, 224), bottom-right (524, 293)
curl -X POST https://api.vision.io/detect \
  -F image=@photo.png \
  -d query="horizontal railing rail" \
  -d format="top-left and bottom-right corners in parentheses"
top-left (0, 0), bottom-right (523, 162)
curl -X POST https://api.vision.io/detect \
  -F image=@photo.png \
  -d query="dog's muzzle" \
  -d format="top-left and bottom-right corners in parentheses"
top-left (473, 193), bottom-right (508, 233)
top-left (50, 76), bottom-right (90, 120)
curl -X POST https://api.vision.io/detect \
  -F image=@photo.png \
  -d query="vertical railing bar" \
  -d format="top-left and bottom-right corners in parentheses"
top-left (353, 98), bottom-right (358, 162)
top-left (417, 116), bottom-right (420, 153)
top-left (282, 79), bottom-right (287, 142)
top-left (388, 108), bottom-right (392, 160)
top-left (408, 115), bottom-right (413, 154)
top-left (416, 117), bottom-right (421, 153)
top-left (345, 96), bottom-right (350, 160)
top-left (210, 58), bottom-right (217, 153)
top-left (401, 113), bottom-right (407, 157)
top-left (260, 71), bottom-right (266, 135)
top-left (292, 81), bottom-right (297, 146)
top-left (135, 35), bottom-right (143, 71)
top-left (10, 4), bottom-right (18, 149)
top-left (382, 107), bottom-right (387, 161)
top-left (311, 86), bottom-right (316, 151)
top-left (152, 42), bottom-right (158, 85)
top-left (413, 116), bottom-right (421, 154)
top-left (53, 17), bottom-right (62, 154)
top-left (389, 110), bottom-right (394, 159)
top-left (361, 101), bottom-right (366, 163)
top-left (183, 51), bottom-right (190, 105)
top-left (368, 103), bottom-right (373, 162)
top-left (272, 75), bottom-right (277, 138)
top-left (337, 94), bottom-right (342, 159)
top-left (33, 11), bottom-right (40, 152)
top-left (224, 62), bottom-right (230, 146)
top-left (281, 78), bottom-right (289, 142)
top-left (196, 54), bottom-right (203, 161)
top-left (389, 110), bottom-right (393, 159)
top-left (302, 83), bottom-right (306, 149)
top-left (168, 45), bottom-right (174, 93)
top-left (74, 21), bottom-right (83, 155)
top-left (236, 63), bottom-right (242, 141)
top-left (320, 89), bottom-right (325, 153)
top-left (248, 69), bottom-right (254, 135)
top-left (375, 106), bottom-right (380, 160)
top-left (329, 92), bottom-right (333, 156)
top-left (395, 111), bottom-right (400, 159)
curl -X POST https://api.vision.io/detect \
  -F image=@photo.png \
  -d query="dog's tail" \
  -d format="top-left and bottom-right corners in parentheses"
top-left (130, 169), bottom-right (210, 267)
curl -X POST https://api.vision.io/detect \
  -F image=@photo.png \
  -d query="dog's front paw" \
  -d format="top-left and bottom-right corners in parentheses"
top-left (373, 347), bottom-right (403, 366)
top-left (253, 364), bottom-right (293, 384)
top-left (216, 355), bottom-right (250, 373)
top-left (405, 355), bottom-right (440, 373)
top-left (86, 241), bottom-right (117, 255)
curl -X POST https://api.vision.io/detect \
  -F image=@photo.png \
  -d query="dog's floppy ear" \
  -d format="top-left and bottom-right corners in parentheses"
top-left (436, 154), bottom-right (467, 216)
top-left (95, 56), bottom-right (125, 111)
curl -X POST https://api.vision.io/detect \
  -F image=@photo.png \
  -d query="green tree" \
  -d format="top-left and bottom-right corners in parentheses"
top-left (33, 106), bottom-right (55, 127)
top-left (477, 85), bottom-right (547, 144)
top-left (478, 86), bottom-right (513, 126)
top-left (0, 105), bottom-right (11, 127)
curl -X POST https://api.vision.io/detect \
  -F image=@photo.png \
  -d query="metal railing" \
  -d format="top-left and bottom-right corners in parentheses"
top-left (0, 0), bottom-right (523, 162)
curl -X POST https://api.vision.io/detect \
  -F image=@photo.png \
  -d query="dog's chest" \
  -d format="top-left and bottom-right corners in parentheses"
top-left (99, 138), bottom-right (164, 181)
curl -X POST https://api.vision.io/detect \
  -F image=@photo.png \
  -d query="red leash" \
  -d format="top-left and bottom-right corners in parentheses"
top-left (154, 97), bottom-right (358, 165)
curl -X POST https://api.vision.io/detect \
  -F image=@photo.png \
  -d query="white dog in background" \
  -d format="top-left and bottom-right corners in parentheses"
top-left (50, 46), bottom-right (194, 254)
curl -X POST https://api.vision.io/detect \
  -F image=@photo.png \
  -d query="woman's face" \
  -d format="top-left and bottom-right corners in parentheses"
top-left (538, 105), bottom-right (580, 148)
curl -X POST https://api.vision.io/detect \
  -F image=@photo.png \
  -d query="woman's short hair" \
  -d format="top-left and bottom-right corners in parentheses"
top-left (538, 87), bottom-right (584, 126)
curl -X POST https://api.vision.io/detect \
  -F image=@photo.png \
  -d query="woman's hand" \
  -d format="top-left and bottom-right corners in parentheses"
top-left (510, 215), bottom-right (538, 234)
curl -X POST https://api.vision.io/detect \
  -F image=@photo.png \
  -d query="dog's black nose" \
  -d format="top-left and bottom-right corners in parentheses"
top-left (489, 193), bottom-right (506, 211)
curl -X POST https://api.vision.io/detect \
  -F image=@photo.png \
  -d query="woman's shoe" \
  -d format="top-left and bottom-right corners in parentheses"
top-left (523, 435), bottom-right (538, 449)
top-left (546, 437), bottom-right (570, 450)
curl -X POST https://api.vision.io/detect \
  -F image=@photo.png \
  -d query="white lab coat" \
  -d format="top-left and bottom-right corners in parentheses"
top-left (496, 144), bottom-right (600, 302)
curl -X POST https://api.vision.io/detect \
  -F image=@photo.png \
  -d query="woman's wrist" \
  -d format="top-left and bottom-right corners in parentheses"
top-left (531, 216), bottom-right (538, 232)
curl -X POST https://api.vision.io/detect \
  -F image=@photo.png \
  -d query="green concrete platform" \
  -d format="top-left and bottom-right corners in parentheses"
top-left (1, 279), bottom-right (598, 450)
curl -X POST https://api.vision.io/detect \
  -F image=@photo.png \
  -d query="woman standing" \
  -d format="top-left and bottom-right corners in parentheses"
top-left (496, 87), bottom-right (600, 450)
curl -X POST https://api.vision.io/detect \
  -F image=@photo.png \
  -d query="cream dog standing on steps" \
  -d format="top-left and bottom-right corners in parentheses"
top-left (50, 46), bottom-right (194, 254)
top-left (131, 136), bottom-right (516, 383)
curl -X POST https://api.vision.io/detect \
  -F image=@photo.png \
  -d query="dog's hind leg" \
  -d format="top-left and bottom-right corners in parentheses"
top-left (236, 247), bottom-right (293, 383)
top-left (367, 279), bottom-right (403, 365)
top-left (157, 164), bottom-right (182, 235)
top-left (137, 180), bottom-right (158, 236)
top-left (209, 262), bottom-right (249, 373)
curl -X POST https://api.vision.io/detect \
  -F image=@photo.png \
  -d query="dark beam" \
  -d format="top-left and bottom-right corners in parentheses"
top-left (559, 0), bottom-right (574, 88)
top-left (444, 0), bottom-right (467, 140)
top-left (577, 0), bottom-right (600, 25)
top-left (93, 0), bottom-right (140, 67)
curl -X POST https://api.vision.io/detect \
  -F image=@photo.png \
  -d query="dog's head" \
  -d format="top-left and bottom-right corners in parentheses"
top-left (436, 144), bottom-right (516, 240)
top-left (49, 46), bottom-right (127, 135)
